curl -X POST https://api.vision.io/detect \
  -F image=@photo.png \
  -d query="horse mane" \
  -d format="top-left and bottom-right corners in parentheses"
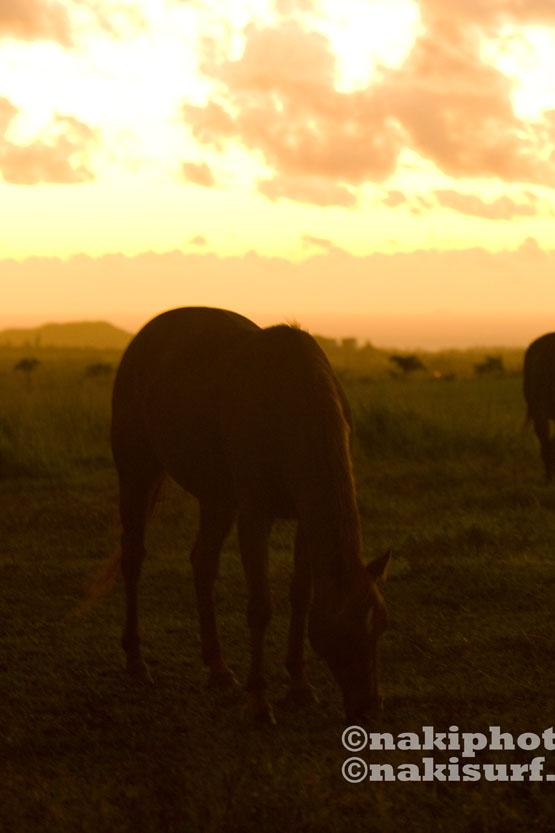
top-left (258, 325), bottom-right (364, 581)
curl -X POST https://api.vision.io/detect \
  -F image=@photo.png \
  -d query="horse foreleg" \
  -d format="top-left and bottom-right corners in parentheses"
top-left (237, 511), bottom-right (274, 724)
top-left (284, 525), bottom-right (317, 706)
top-left (190, 498), bottom-right (236, 686)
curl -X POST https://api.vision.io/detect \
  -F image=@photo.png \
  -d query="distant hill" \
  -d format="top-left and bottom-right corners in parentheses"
top-left (0, 321), bottom-right (133, 350)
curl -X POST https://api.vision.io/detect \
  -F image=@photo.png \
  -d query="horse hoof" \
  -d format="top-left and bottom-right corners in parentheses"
top-left (280, 684), bottom-right (319, 709)
top-left (245, 696), bottom-right (277, 726)
top-left (126, 657), bottom-right (153, 684)
top-left (207, 666), bottom-right (239, 688)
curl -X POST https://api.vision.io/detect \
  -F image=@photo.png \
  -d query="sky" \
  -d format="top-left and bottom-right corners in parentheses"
top-left (1, 0), bottom-right (555, 347)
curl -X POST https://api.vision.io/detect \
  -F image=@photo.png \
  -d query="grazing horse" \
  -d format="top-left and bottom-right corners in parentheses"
top-left (523, 332), bottom-right (555, 482)
top-left (111, 307), bottom-right (390, 722)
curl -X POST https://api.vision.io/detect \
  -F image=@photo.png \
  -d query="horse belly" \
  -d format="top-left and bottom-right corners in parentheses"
top-left (143, 384), bottom-right (233, 500)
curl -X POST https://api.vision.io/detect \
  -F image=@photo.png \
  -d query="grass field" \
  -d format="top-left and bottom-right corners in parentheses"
top-left (2, 345), bottom-right (555, 832)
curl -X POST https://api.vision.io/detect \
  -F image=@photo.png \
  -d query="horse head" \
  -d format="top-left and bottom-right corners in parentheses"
top-left (308, 550), bottom-right (391, 721)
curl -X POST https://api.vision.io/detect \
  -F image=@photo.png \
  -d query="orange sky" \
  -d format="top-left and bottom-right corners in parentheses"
top-left (1, 0), bottom-right (555, 346)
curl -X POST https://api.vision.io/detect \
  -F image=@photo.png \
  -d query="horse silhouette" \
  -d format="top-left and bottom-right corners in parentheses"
top-left (524, 332), bottom-right (555, 481)
top-left (111, 307), bottom-right (390, 722)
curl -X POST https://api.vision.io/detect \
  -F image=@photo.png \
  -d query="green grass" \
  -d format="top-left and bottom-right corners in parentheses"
top-left (0, 350), bottom-right (115, 476)
top-left (1, 348), bottom-right (555, 832)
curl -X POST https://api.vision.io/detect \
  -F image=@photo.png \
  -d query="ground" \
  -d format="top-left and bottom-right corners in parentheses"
top-left (1, 349), bottom-right (554, 832)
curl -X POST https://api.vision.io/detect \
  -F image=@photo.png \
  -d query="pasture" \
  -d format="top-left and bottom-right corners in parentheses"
top-left (1, 343), bottom-right (555, 832)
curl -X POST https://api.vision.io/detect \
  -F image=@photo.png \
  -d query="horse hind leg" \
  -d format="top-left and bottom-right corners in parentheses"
top-left (548, 430), bottom-right (555, 483)
top-left (283, 523), bottom-right (318, 708)
top-left (118, 465), bottom-right (162, 681)
top-left (190, 496), bottom-right (236, 687)
top-left (532, 415), bottom-right (552, 482)
top-left (237, 510), bottom-right (275, 724)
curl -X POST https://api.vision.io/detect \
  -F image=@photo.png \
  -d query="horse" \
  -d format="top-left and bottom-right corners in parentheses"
top-left (110, 307), bottom-right (391, 722)
top-left (523, 332), bottom-right (555, 482)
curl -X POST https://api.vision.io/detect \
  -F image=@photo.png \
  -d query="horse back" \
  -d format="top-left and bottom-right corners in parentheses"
top-left (111, 307), bottom-right (259, 492)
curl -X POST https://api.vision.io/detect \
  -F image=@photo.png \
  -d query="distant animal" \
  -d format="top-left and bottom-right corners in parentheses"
top-left (388, 354), bottom-right (425, 375)
top-left (110, 307), bottom-right (391, 722)
top-left (13, 357), bottom-right (40, 374)
top-left (474, 355), bottom-right (504, 376)
top-left (523, 333), bottom-right (555, 481)
top-left (84, 362), bottom-right (114, 379)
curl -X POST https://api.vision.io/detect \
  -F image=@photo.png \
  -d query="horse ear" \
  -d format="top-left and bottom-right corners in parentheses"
top-left (366, 550), bottom-right (391, 583)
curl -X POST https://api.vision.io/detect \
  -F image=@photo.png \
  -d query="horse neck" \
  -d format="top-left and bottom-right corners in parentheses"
top-left (295, 444), bottom-right (365, 598)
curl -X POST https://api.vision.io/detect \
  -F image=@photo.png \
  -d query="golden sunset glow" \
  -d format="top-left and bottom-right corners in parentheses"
top-left (1, 0), bottom-right (555, 344)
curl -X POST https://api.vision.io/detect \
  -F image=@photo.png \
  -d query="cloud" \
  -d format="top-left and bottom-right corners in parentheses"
top-left (419, 0), bottom-right (555, 32)
top-left (377, 32), bottom-right (554, 185)
top-left (301, 234), bottom-right (336, 250)
top-left (0, 97), bottom-right (18, 133)
top-left (380, 3), bottom-right (555, 183)
top-left (189, 234), bottom-right (207, 246)
top-left (71, 0), bottom-right (147, 39)
top-left (3, 245), bottom-right (555, 344)
top-left (382, 190), bottom-right (408, 208)
top-left (184, 21), bottom-right (403, 190)
top-left (0, 98), bottom-right (99, 184)
top-left (258, 173), bottom-right (356, 206)
top-left (434, 189), bottom-right (540, 219)
top-left (183, 8), bottom-right (555, 204)
top-left (518, 236), bottom-right (545, 258)
top-left (274, 0), bottom-right (315, 13)
top-left (0, 0), bottom-right (71, 45)
top-left (410, 194), bottom-right (435, 215)
top-left (183, 101), bottom-right (235, 149)
top-left (0, 0), bottom-right (147, 46)
top-left (181, 161), bottom-right (216, 187)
